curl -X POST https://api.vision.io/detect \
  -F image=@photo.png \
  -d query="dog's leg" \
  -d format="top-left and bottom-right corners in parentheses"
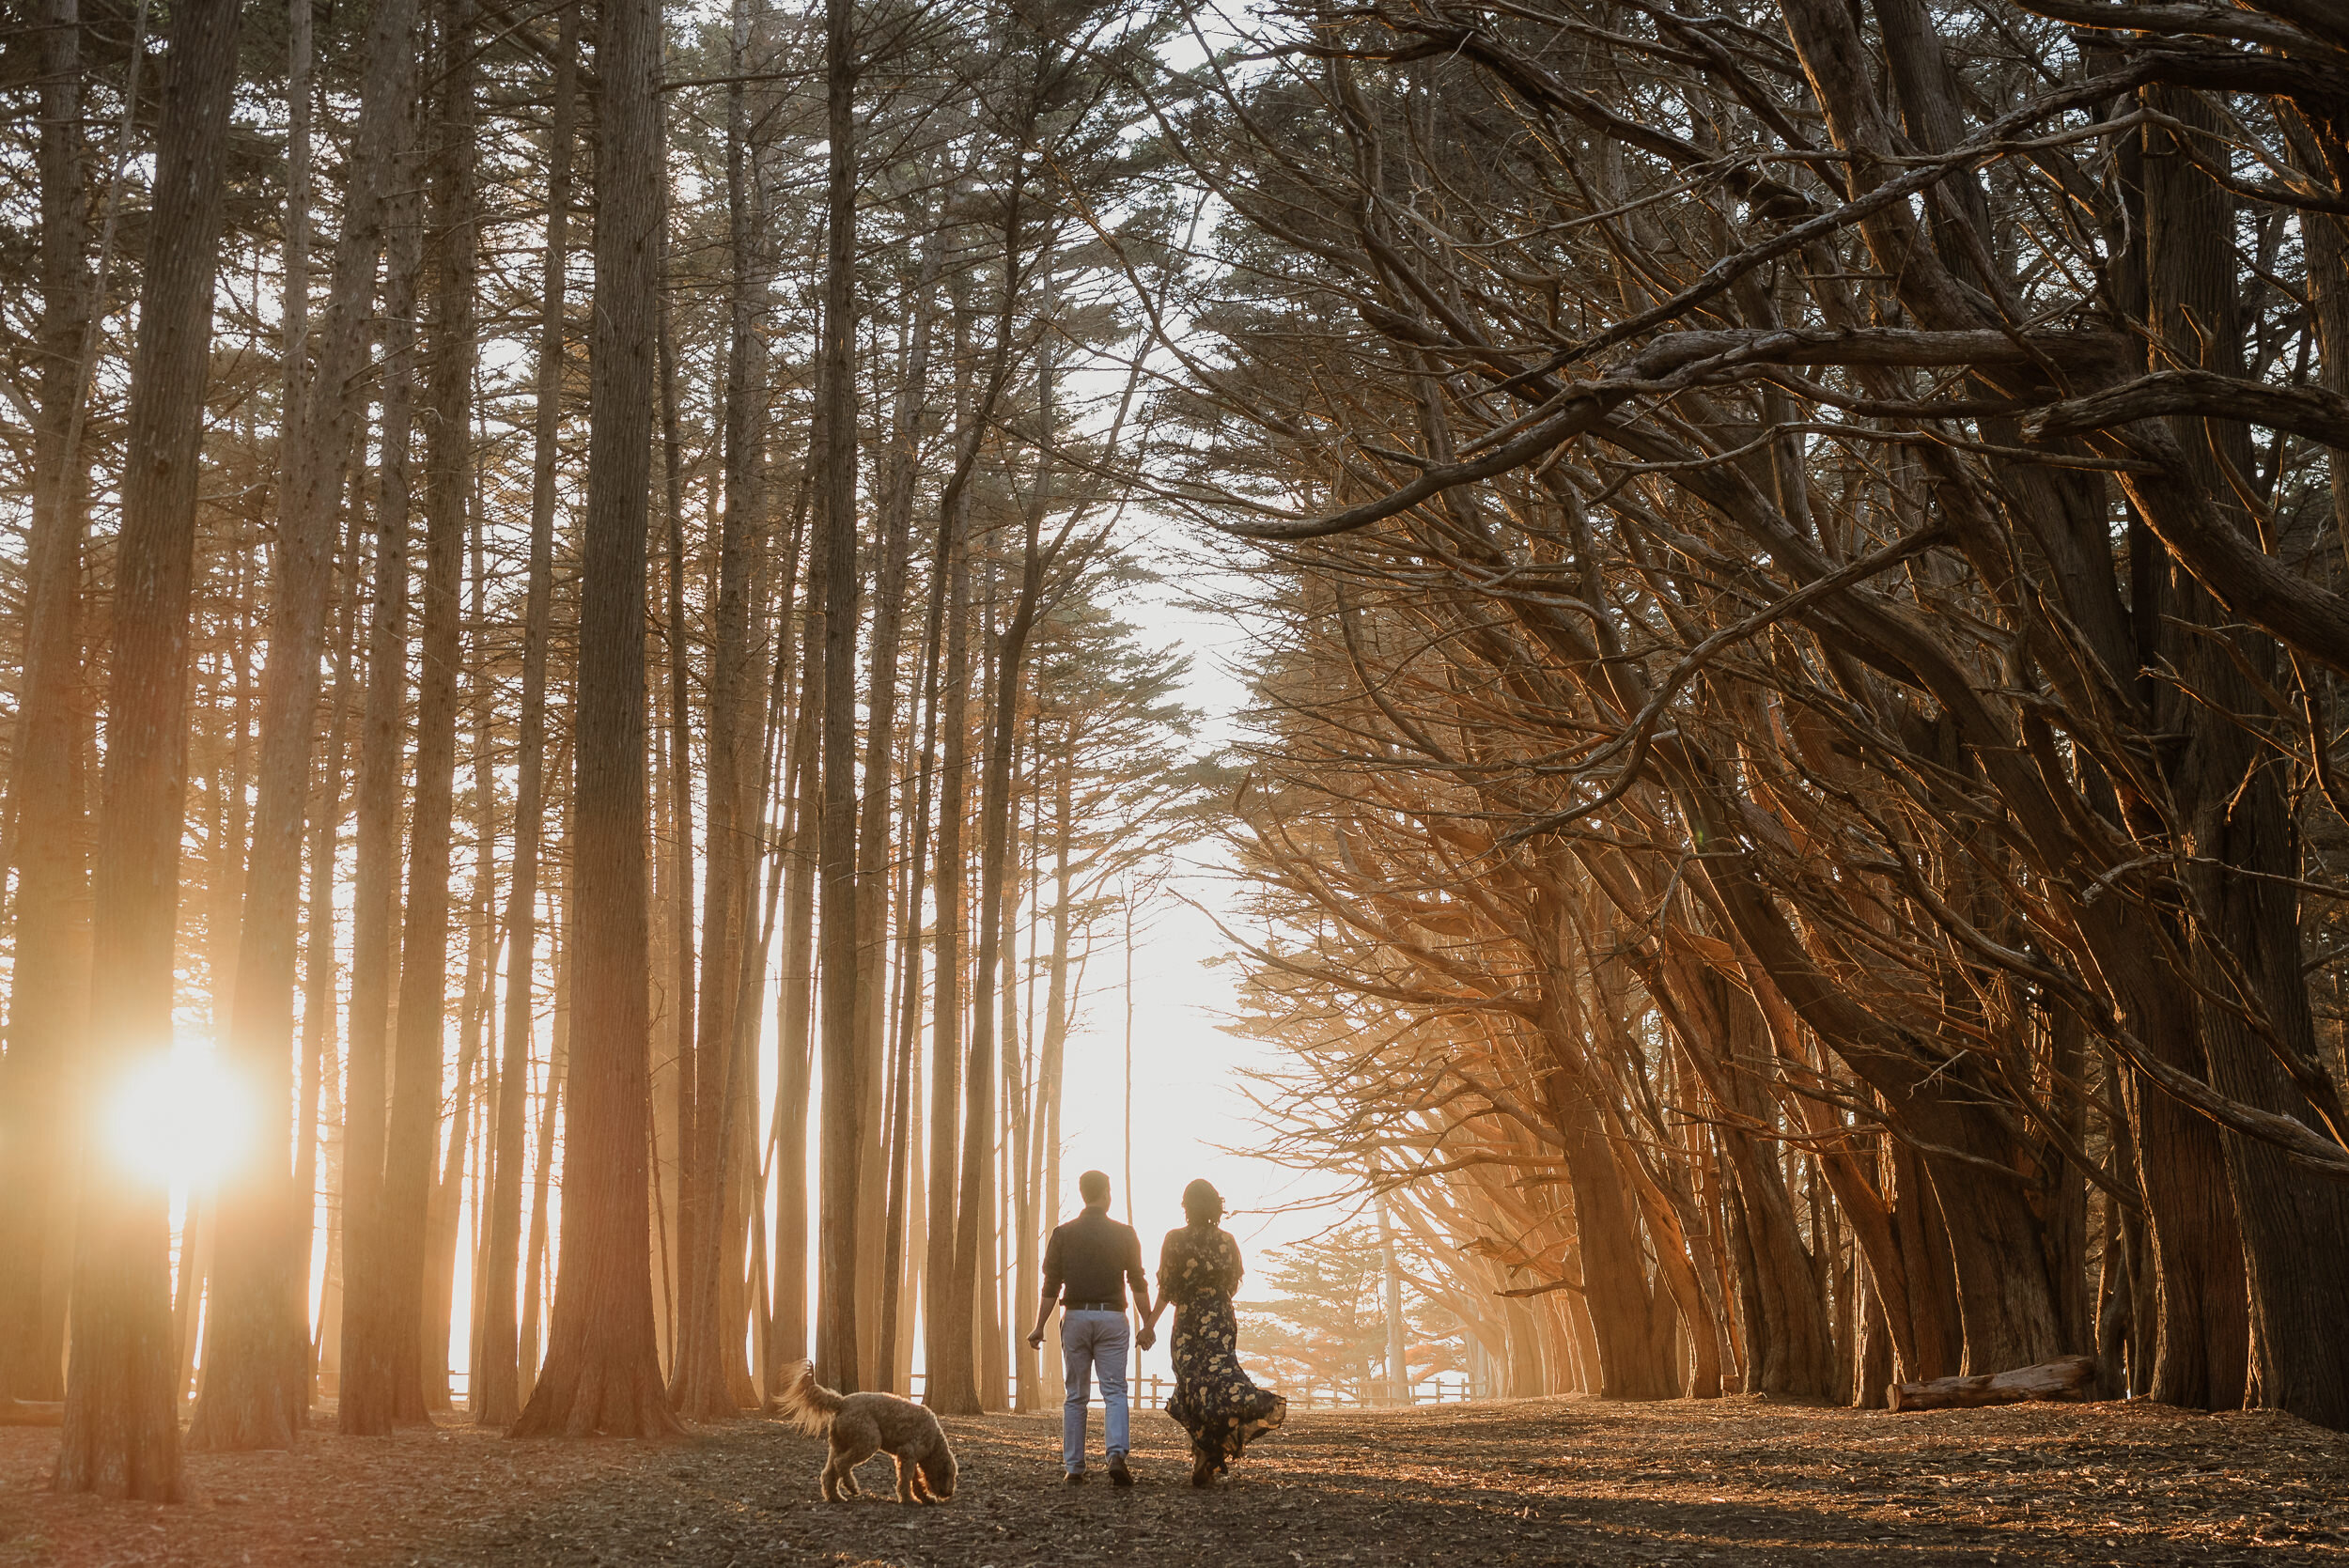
top-left (820, 1455), bottom-right (843, 1503)
top-left (831, 1429), bottom-right (880, 1498)
top-left (894, 1453), bottom-right (919, 1503)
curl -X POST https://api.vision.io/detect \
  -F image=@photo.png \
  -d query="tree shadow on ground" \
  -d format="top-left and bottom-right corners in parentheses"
top-left (5, 1397), bottom-right (2343, 1566)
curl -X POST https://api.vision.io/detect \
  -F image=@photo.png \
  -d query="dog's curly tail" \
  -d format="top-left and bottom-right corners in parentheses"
top-left (776, 1359), bottom-right (845, 1436)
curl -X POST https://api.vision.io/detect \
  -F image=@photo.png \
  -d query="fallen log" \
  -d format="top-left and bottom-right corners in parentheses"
top-left (1887, 1355), bottom-right (2096, 1413)
top-left (0, 1399), bottom-right (64, 1427)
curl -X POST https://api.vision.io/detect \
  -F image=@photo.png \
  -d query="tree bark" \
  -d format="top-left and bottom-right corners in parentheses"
top-left (770, 635), bottom-right (819, 1381)
top-left (56, 0), bottom-right (243, 1498)
top-left (674, 0), bottom-right (768, 1406)
top-left (923, 311), bottom-right (977, 1417)
top-left (477, 0), bottom-right (578, 1428)
top-left (509, 0), bottom-right (678, 1436)
top-left (338, 79), bottom-right (427, 1438)
top-left (655, 287), bottom-right (700, 1407)
top-left (813, 0), bottom-right (865, 1395)
top-left (880, 457), bottom-right (952, 1391)
top-left (1, 0), bottom-right (93, 1411)
top-left (297, 458), bottom-right (366, 1411)
top-left (1889, 1355), bottom-right (2095, 1413)
top-left (2143, 88), bottom-right (2349, 1430)
top-left (348, 0), bottom-right (477, 1430)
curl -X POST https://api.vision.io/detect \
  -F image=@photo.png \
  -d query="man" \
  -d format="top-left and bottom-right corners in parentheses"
top-left (1026, 1170), bottom-right (1156, 1485)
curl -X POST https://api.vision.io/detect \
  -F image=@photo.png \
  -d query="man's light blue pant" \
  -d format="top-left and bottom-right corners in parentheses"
top-left (1059, 1308), bottom-right (1130, 1474)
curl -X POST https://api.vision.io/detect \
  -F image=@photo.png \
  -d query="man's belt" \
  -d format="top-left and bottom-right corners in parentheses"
top-left (1063, 1299), bottom-right (1125, 1312)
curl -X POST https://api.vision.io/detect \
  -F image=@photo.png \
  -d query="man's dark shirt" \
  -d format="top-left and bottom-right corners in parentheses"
top-left (1041, 1206), bottom-right (1149, 1309)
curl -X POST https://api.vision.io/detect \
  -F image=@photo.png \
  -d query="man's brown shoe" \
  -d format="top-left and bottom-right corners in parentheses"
top-left (1109, 1453), bottom-right (1133, 1487)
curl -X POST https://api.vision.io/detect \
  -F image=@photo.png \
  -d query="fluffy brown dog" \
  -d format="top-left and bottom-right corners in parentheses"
top-left (776, 1360), bottom-right (958, 1504)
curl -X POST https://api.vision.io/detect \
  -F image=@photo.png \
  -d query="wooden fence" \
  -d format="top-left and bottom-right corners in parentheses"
top-left (901, 1371), bottom-right (1475, 1411)
top-left (443, 1369), bottom-right (1481, 1411)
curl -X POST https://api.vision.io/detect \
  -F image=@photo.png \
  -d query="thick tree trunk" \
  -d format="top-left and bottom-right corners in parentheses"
top-left (1550, 1093), bottom-right (1677, 1400)
top-left (510, 0), bottom-right (678, 1436)
top-left (57, 0), bottom-right (243, 1498)
top-left (1889, 1356), bottom-right (2095, 1413)
top-left (338, 90), bottom-right (426, 1438)
top-left (478, 0), bottom-right (578, 1428)
top-left (1, 0), bottom-right (93, 1411)
top-left (2143, 89), bottom-right (2349, 1430)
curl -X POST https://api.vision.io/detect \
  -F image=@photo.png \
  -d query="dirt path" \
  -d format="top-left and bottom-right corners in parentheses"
top-left (5, 1396), bottom-right (2345, 1566)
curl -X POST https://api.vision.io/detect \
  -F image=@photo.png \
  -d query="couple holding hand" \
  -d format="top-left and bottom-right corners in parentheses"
top-left (1025, 1171), bottom-right (1287, 1489)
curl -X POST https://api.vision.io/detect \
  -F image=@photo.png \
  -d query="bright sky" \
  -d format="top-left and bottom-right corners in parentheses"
top-left (1052, 569), bottom-right (1347, 1285)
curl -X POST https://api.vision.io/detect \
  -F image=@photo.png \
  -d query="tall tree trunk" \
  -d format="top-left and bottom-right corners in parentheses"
top-left (479, 1), bottom-right (578, 1427)
top-left (338, 84), bottom-right (427, 1439)
top-left (853, 225), bottom-right (942, 1389)
top-left (813, 0), bottom-right (864, 1395)
top-left (770, 648), bottom-right (819, 1380)
top-left (1005, 287), bottom-right (1058, 1416)
top-left (675, 0), bottom-right (769, 1406)
top-left (880, 485), bottom-right (949, 1390)
top-left (463, 499), bottom-right (501, 1410)
top-left (193, 0), bottom-right (425, 1452)
top-left (1033, 754), bottom-right (1073, 1405)
top-left (510, 0), bottom-right (678, 1436)
top-left (957, 430), bottom-right (1056, 1417)
top-left (767, 460), bottom-right (820, 1394)
top-left (439, 547), bottom-right (501, 1409)
top-left (2144, 88), bottom-right (2349, 1429)
top-left (924, 468), bottom-right (975, 1413)
top-left (298, 464), bottom-right (366, 1410)
top-left (655, 297), bottom-right (698, 1405)
top-left (1004, 731), bottom-right (1033, 1413)
top-left (56, 0), bottom-right (243, 1498)
top-left (1, 0), bottom-right (93, 1410)
top-left (350, 0), bottom-right (478, 1429)
top-left (749, 493), bottom-right (810, 1407)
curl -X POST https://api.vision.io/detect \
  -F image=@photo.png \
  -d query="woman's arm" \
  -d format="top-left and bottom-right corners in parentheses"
top-left (1130, 1230), bottom-right (1159, 1347)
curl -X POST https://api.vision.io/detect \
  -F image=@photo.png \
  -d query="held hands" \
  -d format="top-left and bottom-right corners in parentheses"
top-left (1136, 1324), bottom-right (1156, 1352)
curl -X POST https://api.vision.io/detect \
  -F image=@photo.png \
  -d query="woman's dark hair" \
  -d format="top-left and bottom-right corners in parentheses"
top-left (1181, 1179), bottom-right (1224, 1226)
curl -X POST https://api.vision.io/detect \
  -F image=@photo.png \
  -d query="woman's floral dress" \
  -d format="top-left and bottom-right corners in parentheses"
top-left (1159, 1222), bottom-right (1286, 1470)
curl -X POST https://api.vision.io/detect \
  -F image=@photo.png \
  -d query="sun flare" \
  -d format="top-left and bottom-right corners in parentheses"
top-left (108, 1035), bottom-right (255, 1189)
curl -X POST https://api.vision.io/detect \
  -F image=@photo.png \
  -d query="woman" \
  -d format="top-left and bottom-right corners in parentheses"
top-left (1147, 1179), bottom-right (1286, 1486)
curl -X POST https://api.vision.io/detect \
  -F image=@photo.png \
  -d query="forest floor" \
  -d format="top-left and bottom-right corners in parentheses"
top-left (2, 1393), bottom-right (2344, 1566)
